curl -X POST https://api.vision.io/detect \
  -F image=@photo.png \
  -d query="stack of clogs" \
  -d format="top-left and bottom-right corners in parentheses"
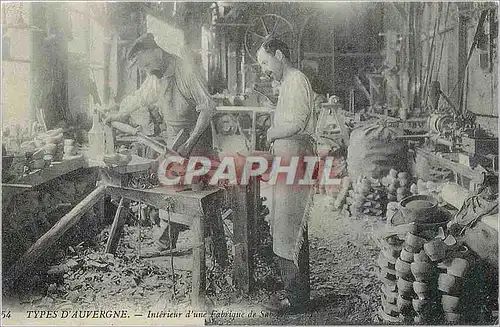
top-left (382, 169), bottom-right (412, 202)
top-left (408, 233), bottom-right (441, 324)
top-left (377, 193), bottom-right (452, 324)
top-left (347, 176), bottom-right (386, 217)
top-left (437, 255), bottom-right (470, 324)
top-left (377, 235), bottom-right (403, 323)
top-left (378, 189), bottom-right (482, 324)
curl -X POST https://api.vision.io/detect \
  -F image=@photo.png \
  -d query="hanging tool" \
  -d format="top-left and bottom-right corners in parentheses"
top-left (450, 9), bottom-right (490, 97)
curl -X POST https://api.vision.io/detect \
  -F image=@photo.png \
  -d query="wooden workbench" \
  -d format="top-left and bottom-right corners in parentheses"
top-left (2, 155), bottom-right (87, 206)
top-left (97, 157), bottom-right (228, 309)
top-left (104, 183), bottom-right (227, 309)
top-left (3, 153), bottom-right (253, 308)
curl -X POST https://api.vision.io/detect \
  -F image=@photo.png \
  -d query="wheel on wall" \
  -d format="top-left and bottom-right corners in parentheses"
top-left (244, 14), bottom-right (294, 64)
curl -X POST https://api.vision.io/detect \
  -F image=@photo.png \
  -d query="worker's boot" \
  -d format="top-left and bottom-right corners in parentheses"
top-left (262, 294), bottom-right (308, 314)
top-left (157, 223), bottom-right (181, 251)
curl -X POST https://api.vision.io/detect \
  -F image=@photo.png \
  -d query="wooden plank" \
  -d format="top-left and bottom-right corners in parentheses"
top-left (4, 185), bottom-right (107, 288)
top-left (216, 106), bottom-right (273, 113)
top-left (87, 154), bottom-right (154, 174)
top-left (303, 52), bottom-right (381, 58)
top-left (105, 197), bottom-right (126, 254)
top-left (104, 185), bottom-right (224, 224)
top-left (17, 156), bottom-right (86, 187)
top-left (415, 148), bottom-right (485, 183)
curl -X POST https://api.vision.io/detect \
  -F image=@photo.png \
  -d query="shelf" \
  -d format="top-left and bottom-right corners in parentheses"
top-left (2, 57), bottom-right (30, 63)
top-left (415, 148), bottom-right (485, 184)
top-left (216, 106), bottom-right (274, 113)
top-left (303, 52), bottom-right (381, 58)
top-left (3, 24), bottom-right (43, 31)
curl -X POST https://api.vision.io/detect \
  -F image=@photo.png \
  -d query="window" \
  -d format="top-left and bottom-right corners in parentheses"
top-left (67, 2), bottom-right (108, 121)
top-left (2, 2), bottom-right (31, 127)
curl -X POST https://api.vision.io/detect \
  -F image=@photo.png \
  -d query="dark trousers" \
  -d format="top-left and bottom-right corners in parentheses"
top-left (150, 208), bottom-right (188, 249)
top-left (277, 230), bottom-right (310, 307)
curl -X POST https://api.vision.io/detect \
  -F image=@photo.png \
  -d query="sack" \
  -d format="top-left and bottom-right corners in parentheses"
top-left (463, 221), bottom-right (498, 267)
top-left (347, 124), bottom-right (407, 180)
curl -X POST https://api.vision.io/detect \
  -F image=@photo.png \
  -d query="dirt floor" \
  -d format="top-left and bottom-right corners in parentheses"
top-left (5, 191), bottom-right (387, 325)
top-left (206, 194), bottom-right (385, 325)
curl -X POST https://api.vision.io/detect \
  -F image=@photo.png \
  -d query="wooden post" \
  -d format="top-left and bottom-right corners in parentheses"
top-left (229, 181), bottom-right (255, 294)
top-left (208, 196), bottom-right (228, 268)
top-left (4, 185), bottom-right (107, 288)
top-left (100, 168), bottom-right (131, 254)
top-left (191, 209), bottom-right (206, 310)
top-left (457, 11), bottom-right (469, 113)
top-left (105, 197), bottom-right (126, 254)
top-left (250, 177), bottom-right (260, 257)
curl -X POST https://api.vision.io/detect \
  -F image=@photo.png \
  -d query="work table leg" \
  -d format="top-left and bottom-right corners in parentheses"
top-left (209, 197), bottom-right (228, 268)
top-left (191, 214), bottom-right (206, 310)
top-left (105, 197), bottom-right (130, 254)
top-left (228, 182), bottom-right (256, 294)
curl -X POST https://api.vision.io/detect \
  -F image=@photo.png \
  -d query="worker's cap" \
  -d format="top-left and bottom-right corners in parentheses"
top-left (126, 33), bottom-right (160, 62)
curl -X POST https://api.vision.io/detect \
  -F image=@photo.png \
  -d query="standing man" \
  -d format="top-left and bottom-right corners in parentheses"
top-left (257, 38), bottom-right (316, 313)
top-left (105, 33), bottom-right (216, 251)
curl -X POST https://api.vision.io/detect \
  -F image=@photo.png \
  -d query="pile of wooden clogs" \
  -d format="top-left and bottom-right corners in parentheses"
top-left (377, 234), bottom-right (403, 323)
top-left (377, 196), bottom-right (479, 324)
top-left (20, 128), bottom-right (65, 170)
top-left (346, 176), bottom-right (386, 217)
top-left (382, 169), bottom-right (412, 202)
top-left (377, 230), bottom-right (447, 324)
top-left (435, 243), bottom-right (472, 324)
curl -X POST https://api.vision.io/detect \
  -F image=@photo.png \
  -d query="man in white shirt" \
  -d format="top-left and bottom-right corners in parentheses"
top-left (257, 38), bottom-right (316, 314)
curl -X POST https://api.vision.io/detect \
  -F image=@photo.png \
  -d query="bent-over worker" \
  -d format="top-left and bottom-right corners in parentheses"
top-left (105, 33), bottom-right (216, 251)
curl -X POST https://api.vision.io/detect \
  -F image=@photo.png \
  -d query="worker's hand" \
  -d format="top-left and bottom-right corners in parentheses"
top-left (103, 111), bottom-right (128, 125)
top-left (176, 139), bottom-right (195, 158)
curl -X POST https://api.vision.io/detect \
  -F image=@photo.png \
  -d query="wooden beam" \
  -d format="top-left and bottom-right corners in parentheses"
top-left (205, 195), bottom-right (228, 268)
top-left (4, 185), bottom-right (107, 288)
top-left (303, 52), bottom-right (381, 58)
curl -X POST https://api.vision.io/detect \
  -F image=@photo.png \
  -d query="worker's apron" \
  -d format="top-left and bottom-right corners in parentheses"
top-left (270, 134), bottom-right (316, 265)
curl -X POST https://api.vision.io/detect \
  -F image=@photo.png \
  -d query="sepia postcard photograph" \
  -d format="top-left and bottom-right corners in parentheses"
top-left (1, 1), bottom-right (498, 325)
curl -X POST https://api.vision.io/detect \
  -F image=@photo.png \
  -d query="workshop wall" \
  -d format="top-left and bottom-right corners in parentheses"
top-left (382, 2), bottom-right (498, 135)
top-left (464, 7), bottom-right (498, 134)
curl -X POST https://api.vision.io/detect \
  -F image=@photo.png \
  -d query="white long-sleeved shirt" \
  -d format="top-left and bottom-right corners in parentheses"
top-left (120, 57), bottom-right (215, 135)
top-left (273, 69), bottom-right (315, 136)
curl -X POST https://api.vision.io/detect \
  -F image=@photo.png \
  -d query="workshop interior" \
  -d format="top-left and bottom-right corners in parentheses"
top-left (1, 2), bottom-right (499, 324)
